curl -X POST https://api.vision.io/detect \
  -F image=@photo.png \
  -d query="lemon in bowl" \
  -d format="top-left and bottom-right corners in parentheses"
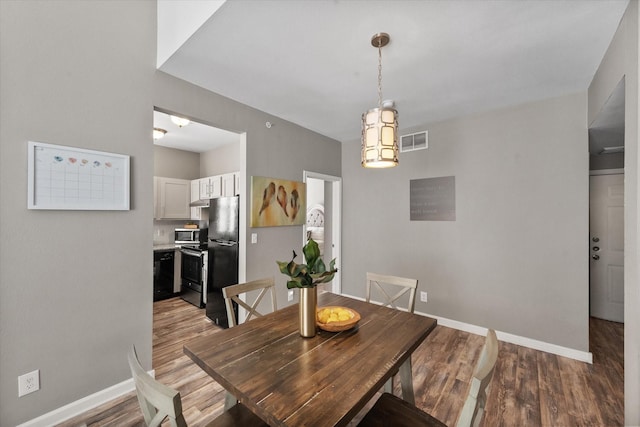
top-left (317, 306), bottom-right (361, 332)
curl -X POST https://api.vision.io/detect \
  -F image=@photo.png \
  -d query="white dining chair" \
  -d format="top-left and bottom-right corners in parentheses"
top-left (366, 272), bottom-right (419, 396)
top-left (222, 277), bottom-right (277, 327)
top-left (128, 345), bottom-right (187, 427)
top-left (357, 329), bottom-right (499, 427)
top-left (128, 345), bottom-right (267, 427)
top-left (221, 277), bottom-right (277, 409)
top-left (365, 272), bottom-right (418, 313)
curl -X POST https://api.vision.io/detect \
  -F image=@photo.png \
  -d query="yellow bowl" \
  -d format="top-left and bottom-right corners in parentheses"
top-left (316, 306), bottom-right (361, 332)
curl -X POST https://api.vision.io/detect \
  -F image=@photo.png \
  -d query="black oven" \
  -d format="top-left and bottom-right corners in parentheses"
top-left (180, 245), bottom-right (207, 308)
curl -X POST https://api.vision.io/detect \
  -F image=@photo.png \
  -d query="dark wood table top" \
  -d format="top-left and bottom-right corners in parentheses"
top-left (184, 292), bottom-right (437, 426)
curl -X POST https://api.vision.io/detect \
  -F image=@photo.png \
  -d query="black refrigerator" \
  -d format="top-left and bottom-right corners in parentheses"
top-left (206, 195), bottom-right (239, 328)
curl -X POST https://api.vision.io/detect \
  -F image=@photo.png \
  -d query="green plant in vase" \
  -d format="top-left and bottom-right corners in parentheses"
top-left (277, 238), bottom-right (338, 288)
top-left (277, 238), bottom-right (337, 337)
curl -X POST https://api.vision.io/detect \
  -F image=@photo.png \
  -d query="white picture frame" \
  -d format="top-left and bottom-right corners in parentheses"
top-left (27, 141), bottom-right (130, 210)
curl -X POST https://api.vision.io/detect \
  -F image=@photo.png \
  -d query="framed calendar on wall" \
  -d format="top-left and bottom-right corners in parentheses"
top-left (27, 141), bottom-right (130, 210)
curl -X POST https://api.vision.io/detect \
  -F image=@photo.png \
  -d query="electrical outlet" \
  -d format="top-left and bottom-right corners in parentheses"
top-left (420, 291), bottom-right (428, 303)
top-left (288, 290), bottom-right (294, 302)
top-left (251, 233), bottom-right (258, 244)
top-left (18, 369), bottom-right (40, 397)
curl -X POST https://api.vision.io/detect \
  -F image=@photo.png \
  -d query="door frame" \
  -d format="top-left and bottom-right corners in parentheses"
top-left (303, 171), bottom-right (342, 294)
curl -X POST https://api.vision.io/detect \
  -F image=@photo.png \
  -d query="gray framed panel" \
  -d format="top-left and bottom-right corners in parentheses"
top-left (410, 176), bottom-right (455, 221)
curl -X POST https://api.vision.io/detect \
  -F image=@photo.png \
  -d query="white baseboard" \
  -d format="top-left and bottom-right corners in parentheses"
top-left (424, 312), bottom-right (593, 364)
top-left (16, 370), bottom-right (154, 427)
top-left (341, 293), bottom-right (593, 364)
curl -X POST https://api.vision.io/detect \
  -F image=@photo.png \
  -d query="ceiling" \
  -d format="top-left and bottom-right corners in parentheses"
top-left (153, 110), bottom-right (240, 153)
top-left (156, 0), bottom-right (628, 149)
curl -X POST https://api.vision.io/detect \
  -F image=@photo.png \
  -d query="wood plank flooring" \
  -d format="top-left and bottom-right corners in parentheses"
top-left (56, 298), bottom-right (623, 427)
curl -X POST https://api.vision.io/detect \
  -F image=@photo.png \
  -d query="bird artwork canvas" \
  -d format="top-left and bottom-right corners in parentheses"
top-left (250, 176), bottom-right (306, 227)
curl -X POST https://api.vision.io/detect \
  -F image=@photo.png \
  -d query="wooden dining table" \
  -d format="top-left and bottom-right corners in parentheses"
top-left (184, 292), bottom-right (437, 426)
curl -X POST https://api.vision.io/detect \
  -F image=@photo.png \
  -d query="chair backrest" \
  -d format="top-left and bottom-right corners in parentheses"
top-left (365, 272), bottom-right (418, 313)
top-left (455, 329), bottom-right (499, 427)
top-left (222, 277), bottom-right (277, 327)
top-left (127, 345), bottom-right (187, 427)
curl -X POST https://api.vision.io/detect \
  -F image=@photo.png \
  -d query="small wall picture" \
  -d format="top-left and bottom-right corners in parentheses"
top-left (251, 176), bottom-right (306, 227)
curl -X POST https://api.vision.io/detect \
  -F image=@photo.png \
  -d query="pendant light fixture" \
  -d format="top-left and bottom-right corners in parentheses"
top-left (361, 32), bottom-right (399, 168)
top-left (153, 128), bottom-right (167, 140)
top-left (170, 115), bottom-right (190, 128)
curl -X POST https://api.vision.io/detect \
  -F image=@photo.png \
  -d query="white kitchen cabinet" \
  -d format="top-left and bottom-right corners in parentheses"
top-left (155, 177), bottom-right (190, 219)
top-left (221, 172), bottom-right (236, 196)
top-left (190, 180), bottom-right (201, 220)
top-left (199, 175), bottom-right (222, 199)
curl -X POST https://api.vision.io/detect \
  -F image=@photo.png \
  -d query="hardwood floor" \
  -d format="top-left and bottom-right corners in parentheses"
top-left (57, 298), bottom-right (623, 427)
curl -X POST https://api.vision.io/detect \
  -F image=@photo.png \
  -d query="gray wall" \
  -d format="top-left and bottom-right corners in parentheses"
top-left (0, 1), bottom-right (155, 425)
top-left (200, 142), bottom-right (240, 177)
top-left (342, 92), bottom-right (589, 351)
top-left (154, 145), bottom-right (200, 179)
top-left (589, 2), bottom-right (640, 423)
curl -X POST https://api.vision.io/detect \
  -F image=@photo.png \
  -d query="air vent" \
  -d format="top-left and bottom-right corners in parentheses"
top-left (400, 131), bottom-right (428, 153)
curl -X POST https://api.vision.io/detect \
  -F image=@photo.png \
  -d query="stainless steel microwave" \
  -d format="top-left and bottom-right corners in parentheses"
top-left (175, 228), bottom-right (203, 244)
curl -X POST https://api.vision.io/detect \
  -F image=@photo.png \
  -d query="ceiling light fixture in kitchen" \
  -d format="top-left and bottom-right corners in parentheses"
top-left (153, 128), bottom-right (167, 140)
top-left (361, 32), bottom-right (398, 168)
top-left (170, 115), bottom-right (190, 128)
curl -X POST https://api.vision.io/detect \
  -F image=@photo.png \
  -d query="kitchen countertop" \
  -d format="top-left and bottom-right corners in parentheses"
top-left (153, 244), bottom-right (179, 252)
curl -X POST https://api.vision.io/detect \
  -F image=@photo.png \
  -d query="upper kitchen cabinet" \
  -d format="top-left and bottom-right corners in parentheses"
top-left (200, 175), bottom-right (222, 199)
top-left (197, 172), bottom-right (239, 200)
top-left (222, 172), bottom-right (239, 196)
top-left (155, 176), bottom-right (191, 219)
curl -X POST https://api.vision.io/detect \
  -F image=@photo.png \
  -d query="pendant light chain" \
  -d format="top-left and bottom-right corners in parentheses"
top-left (377, 42), bottom-right (383, 110)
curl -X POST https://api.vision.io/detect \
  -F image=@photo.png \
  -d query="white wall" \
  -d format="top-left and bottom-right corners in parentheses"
top-left (589, 1), bottom-right (639, 423)
top-left (342, 91), bottom-right (589, 352)
top-left (306, 177), bottom-right (325, 209)
top-left (0, 1), bottom-right (156, 425)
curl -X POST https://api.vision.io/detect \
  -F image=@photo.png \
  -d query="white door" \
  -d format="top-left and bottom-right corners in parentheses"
top-left (589, 173), bottom-right (624, 322)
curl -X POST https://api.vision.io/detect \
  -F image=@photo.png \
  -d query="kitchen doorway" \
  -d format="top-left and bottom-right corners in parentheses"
top-left (588, 77), bottom-right (625, 325)
top-left (152, 106), bottom-right (245, 357)
top-left (303, 171), bottom-right (342, 294)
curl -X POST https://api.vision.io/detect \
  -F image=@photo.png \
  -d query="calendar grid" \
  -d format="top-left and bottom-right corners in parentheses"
top-left (28, 141), bottom-right (130, 210)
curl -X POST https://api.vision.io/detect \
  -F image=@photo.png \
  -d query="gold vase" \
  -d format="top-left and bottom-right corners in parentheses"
top-left (299, 287), bottom-right (317, 337)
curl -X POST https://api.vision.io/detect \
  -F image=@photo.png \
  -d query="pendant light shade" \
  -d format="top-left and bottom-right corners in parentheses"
top-left (362, 106), bottom-right (398, 168)
top-left (361, 33), bottom-right (398, 168)
top-left (170, 115), bottom-right (190, 128)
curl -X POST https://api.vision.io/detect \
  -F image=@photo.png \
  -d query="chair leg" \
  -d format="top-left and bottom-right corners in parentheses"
top-left (383, 376), bottom-right (394, 394)
top-left (398, 357), bottom-right (415, 405)
top-left (224, 391), bottom-right (238, 410)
